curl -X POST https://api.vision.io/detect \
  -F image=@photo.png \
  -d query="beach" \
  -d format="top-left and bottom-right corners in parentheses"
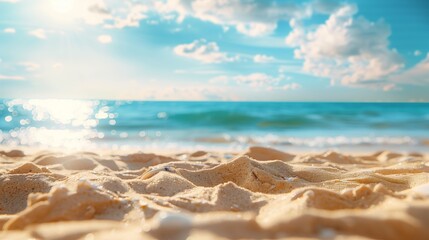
top-left (1, 146), bottom-right (429, 239)
top-left (2, 0), bottom-right (428, 238)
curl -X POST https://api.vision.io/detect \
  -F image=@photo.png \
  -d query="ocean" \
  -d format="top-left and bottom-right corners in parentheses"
top-left (0, 99), bottom-right (428, 153)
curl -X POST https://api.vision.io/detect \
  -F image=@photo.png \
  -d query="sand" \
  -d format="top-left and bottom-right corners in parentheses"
top-left (1, 146), bottom-right (429, 240)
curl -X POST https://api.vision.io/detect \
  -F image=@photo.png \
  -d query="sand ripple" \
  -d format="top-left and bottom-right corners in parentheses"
top-left (0, 146), bottom-right (429, 239)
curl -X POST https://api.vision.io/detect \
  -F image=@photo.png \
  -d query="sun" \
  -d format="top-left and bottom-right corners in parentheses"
top-left (44, 0), bottom-right (80, 25)
top-left (42, 0), bottom-right (105, 27)
top-left (50, 0), bottom-right (75, 14)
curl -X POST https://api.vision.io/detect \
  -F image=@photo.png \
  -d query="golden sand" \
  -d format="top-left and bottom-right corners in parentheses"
top-left (1, 146), bottom-right (429, 239)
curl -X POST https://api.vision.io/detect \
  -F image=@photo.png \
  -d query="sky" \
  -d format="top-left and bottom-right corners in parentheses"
top-left (0, 0), bottom-right (428, 101)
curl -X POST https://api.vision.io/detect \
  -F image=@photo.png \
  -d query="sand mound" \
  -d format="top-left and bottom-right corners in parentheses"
top-left (168, 182), bottom-right (268, 213)
top-left (33, 155), bottom-right (98, 170)
top-left (373, 151), bottom-right (403, 162)
top-left (244, 146), bottom-right (295, 161)
top-left (130, 171), bottom-right (195, 196)
top-left (3, 180), bottom-right (120, 230)
top-left (177, 156), bottom-right (295, 193)
top-left (0, 174), bottom-right (55, 214)
top-left (0, 150), bottom-right (25, 158)
top-left (0, 147), bottom-right (428, 239)
top-left (119, 153), bottom-right (176, 170)
top-left (8, 162), bottom-right (51, 174)
top-left (318, 151), bottom-right (361, 164)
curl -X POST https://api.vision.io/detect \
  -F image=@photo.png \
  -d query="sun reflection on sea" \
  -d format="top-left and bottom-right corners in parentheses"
top-left (1, 99), bottom-right (108, 149)
top-left (23, 99), bottom-right (97, 126)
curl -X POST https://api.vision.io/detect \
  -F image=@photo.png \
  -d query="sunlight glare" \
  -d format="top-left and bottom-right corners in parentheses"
top-left (50, 0), bottom-right (74, 14)
top-left (2, 99), bottom-right (103, 150)
top-left (45, 0), bottom-right (80, 25)
top-left (27, 99), bottom-right (96, 126)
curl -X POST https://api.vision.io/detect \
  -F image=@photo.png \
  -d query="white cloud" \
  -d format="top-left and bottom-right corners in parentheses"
top-left (210, 72), bottom-right (296, 89)
top-left (97, 34), bottom-right (112, 44)
top-left (81, 1), bottom-right (148, 29)
top-left (414, 50), bottom-right (422, 56)
top-left (211, 72), bottom-right (301, 91)
top-left (24, 0), bottom-right (340, 37)
top-left (234, 73), bottom-right (282, 87)
top-left (266, 82), bottom-right (301, 91)
top-left (285, 4), bottom-right (403, 87)
top-left (390, 53), bottom-right (429, 84)
top-left (154, 0), bottom-right (332, 37)
top-left (65, 0), bottom-right (112, 26)
top-left (235, 22), bottom-right (277, 37)
top-left (253, 54), bottom-right (275, 63)
top-left (22, 0), bottom-right (342, 37)
top-left (141, 86), bottom-right (229, 101)
top-left (175, 69), bottom-right (224, 75)
top-left (3, 28), bottom-right (16, 34)
top-left (174, 39), bottom-right (237, 63)
top-left (103, 4), bottom-right (148, 29)
top-left (0, 75), bottom-right (24, 81)
top-left (282, 82), bottom-right (301, 90)
top-left (29, 29), bottom-right (47, 39)
top-left (34, 1), bottom-right (148, 29)
top-left (20, 62), bottom-right (40, 72)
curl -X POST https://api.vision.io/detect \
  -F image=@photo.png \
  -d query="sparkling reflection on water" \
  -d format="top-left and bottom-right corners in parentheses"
top-left (0, 99), bottom-right (114, 149)
top-left (1, 99), bottom-right (428, 152)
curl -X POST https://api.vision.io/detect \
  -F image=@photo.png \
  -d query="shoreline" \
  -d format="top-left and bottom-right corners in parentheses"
top-left (1, 146), bottom-right (429, 239)
top-left (1, 144), bottom-right (428, 157)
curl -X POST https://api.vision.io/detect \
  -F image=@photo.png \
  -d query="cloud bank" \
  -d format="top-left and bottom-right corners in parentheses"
top-left (285, 4), bottom-right (403, 87)
top-left (174, 39), bottom-right (237, 63)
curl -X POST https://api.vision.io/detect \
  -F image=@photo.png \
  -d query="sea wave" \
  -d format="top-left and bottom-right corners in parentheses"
top-left (1, 99), bottom-right (429, 151)
top-left (195, 135), bottom-right (420, 147)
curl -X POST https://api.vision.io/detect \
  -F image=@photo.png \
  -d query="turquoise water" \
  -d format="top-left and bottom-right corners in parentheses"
top-left (0, 99), bottom-right (428, 152)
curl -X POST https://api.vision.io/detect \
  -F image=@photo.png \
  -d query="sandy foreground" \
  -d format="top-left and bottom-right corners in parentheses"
top-left (0, 147), bottom-right (429, 240)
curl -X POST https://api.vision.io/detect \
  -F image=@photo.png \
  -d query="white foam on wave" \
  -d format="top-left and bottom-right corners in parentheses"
top-left (252, 135), bottom-right (417, 147)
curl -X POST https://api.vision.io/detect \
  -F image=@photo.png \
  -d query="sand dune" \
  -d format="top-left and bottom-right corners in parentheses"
top-left (1, 147), bottom-right (429, 239)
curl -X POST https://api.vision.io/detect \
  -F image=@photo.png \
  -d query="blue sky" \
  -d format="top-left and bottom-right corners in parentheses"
top-left (0, 0), bottom-right (428, 101)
